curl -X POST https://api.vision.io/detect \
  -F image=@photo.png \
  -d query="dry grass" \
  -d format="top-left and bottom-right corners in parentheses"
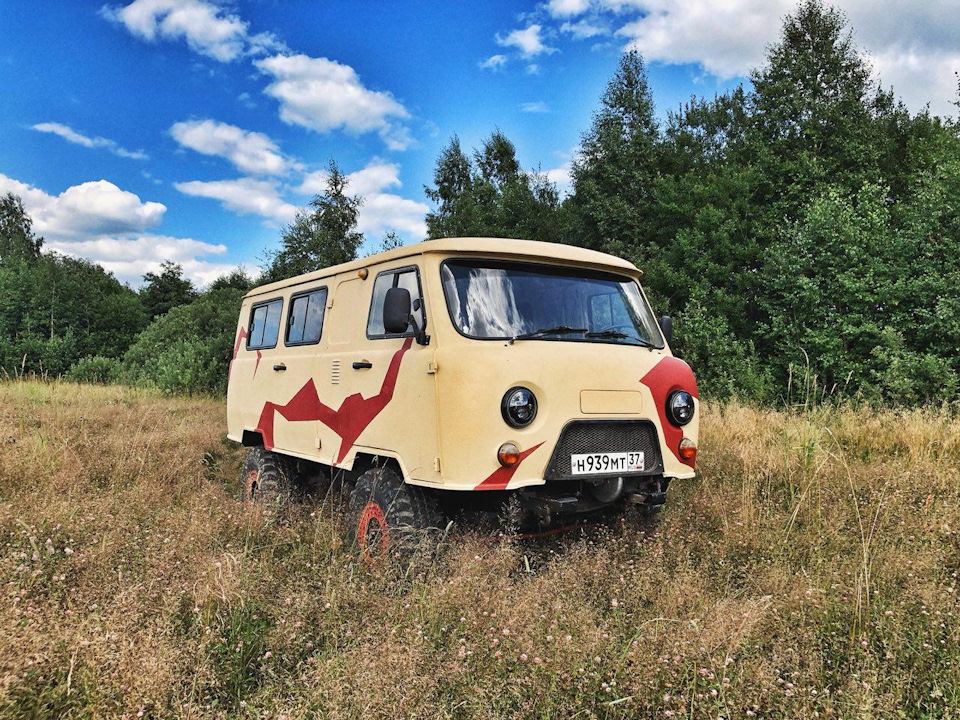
top-left (1, 381), bottom-right (959, 719)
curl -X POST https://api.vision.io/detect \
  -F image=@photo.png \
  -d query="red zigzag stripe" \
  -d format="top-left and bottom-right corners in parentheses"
top-left (256, 337), bottom-right (414, 464)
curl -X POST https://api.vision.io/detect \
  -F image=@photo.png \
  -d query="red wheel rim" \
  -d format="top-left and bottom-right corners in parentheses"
top-left (357, 501), bottom-right (389, 561)
top-left (244, 469), bottom-right (259, 508)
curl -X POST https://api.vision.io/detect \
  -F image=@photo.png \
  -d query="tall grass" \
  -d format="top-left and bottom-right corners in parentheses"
top-left (1, 380), bottom-right (959, 718)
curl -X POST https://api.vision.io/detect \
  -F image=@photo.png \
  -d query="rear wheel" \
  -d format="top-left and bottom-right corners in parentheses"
top-left (241, 447), bottom-right (294, 515)
top-left (348, 465), bottom-right (444, 561)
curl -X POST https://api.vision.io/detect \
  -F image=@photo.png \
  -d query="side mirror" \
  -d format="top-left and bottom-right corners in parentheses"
top-left (383, 287), bottom-right (411, 334)
top-left (659, 315), bottom-right (673, 345)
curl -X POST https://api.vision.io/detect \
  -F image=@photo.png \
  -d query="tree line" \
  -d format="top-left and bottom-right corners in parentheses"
top-left (2, 0), bottom-right (959, 404)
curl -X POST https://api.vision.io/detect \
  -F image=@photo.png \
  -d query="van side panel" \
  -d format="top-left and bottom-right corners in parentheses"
top-left (320, 261), bottom-right (441, 483)
top-left (228, 260), bottom-right (442, 486)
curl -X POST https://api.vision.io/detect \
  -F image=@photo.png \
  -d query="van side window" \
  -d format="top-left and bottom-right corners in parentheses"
top-left (286, 288), bottom-right (327, 345)
top-left (367, 267), bottom-right (425, 338)
top-left (247, 298), bottom-right (283, 349)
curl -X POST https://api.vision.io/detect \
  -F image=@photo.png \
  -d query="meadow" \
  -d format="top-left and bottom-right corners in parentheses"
top-left (1, 380), bottom-right (959, 719)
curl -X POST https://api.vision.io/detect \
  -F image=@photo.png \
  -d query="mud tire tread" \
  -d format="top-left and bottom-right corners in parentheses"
top-left (242, 447), bottom-right (294, 515)
top-left (349, 465), bottom-right (443, 558)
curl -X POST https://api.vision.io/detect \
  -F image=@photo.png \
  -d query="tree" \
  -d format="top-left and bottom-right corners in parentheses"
top-left (748, 0), bottom-right (877, 217)
top-left (263, 160), bottom-right (363, 282)
top-left (425, 131), bottom-right (561, 243)
top-left (0, 254), bottom-right (146, 376)
top-left (140, 261), bottom-right (197, 319)
top-left (425, 136), bottom-right (476, 239)
top-left (0, 193), bottom-right (42, 264)
top-left (565, 50), bottom-right (659, 257)
top-left (377, 230), bottom-right (403, 254)
top-left (208, 268), bottom-right (255, 293)
top-left (123, 284), bottom-right (248, 395)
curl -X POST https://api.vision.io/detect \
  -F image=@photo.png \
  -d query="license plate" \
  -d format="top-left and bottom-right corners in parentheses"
top-left (570, 451), bottom-right (644, 475)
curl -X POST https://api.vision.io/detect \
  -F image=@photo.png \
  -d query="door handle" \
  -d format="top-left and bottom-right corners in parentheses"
top-left (273, 363), bottom-right (286, 371)
top-left (352, 361), bottom-right (373, 370)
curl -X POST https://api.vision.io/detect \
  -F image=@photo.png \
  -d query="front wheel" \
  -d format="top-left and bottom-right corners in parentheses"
top-left (348, 466), bottom-right (444, 561)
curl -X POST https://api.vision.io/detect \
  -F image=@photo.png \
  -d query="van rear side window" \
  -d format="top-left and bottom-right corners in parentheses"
top-left (247, 299), bottom-right (283, 349)
top-left (286, 288), bottom-right (327, 345)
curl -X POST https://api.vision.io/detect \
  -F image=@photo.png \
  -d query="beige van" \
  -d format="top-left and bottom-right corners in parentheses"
top-left (227, 238), bottom-right (698, 556)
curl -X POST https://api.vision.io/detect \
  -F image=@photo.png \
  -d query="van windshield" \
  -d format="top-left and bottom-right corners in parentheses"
top-left (440, 260), bottom-right (664, 348)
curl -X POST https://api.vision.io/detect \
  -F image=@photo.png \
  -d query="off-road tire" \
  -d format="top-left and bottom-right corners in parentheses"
top-left (348, 465), bottom-right (444, 561)
top-left (241, 447), bottom-right (294, 516)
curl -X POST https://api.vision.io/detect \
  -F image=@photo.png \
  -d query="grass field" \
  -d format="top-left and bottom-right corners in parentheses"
top-left (1, 381), bottom-right (959, 719)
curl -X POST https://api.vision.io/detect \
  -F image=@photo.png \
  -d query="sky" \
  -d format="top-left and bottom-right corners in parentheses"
top-left (0, 0), bottom-right (957, 287)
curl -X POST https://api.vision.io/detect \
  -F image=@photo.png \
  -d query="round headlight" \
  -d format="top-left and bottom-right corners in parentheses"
top-left (501, 386), bottom-right (538, 428)
top-left (666, 390), bottom-right (695, 427)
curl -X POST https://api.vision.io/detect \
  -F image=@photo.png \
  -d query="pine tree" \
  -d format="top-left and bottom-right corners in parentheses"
top-left (264, 160), bottom-right (363, 282)
top-left (566, 50), bottom-right (659, 257)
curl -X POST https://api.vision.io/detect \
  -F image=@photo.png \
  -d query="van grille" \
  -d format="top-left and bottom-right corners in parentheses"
top-left (544, 420), bottom-right (663, 481)
top-left (331, 360), bottom-right (341, 384)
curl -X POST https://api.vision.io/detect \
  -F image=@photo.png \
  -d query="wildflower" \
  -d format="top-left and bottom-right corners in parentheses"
top-left (64, 548), bottom-right (73, 555)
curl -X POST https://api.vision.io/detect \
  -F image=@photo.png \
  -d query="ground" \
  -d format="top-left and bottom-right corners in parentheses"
top-left (1, 381), bottom-right (959, 719)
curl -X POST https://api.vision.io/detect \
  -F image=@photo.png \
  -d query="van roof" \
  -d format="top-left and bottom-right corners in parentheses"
top-left (245, 237), bottom-right (641, 299)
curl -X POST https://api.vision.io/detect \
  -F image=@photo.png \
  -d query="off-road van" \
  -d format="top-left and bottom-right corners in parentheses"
top-left (227, 238), bottom-right (698, 556)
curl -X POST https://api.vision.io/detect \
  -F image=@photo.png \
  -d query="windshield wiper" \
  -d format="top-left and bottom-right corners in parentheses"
top-left (585, 329), bottom-right (658, 348)
top-left (510, 326), bottom-right (587, 343)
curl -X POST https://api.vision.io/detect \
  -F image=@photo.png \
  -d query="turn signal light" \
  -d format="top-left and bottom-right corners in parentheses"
top-left (678, 437), bottom-right (697, 463)
top-left (498, 442), bottom-right (521, 467)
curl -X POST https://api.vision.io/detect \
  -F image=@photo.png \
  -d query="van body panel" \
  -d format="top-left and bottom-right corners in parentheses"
top-left (227, 238), bottom-right (698, 500)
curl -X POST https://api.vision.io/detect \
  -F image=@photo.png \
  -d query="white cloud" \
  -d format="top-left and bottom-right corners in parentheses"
top-left (544, 163), bottom-right (573, 196)
top-left (296, 160), bottom-right (427, 239)
top-left (870, 47), bottom-right (960, 117)
top-left (31, 122), bottom-right (148, 160)
top-left (496, 25), bottom-right (558, 58)
top-left (480, 53), bottom-right (508, 70)
top-left (357, 193), bottom-right (428, 238)
top-left (614, 0), bottom-right (788, 79)
top-left (175, 177), bottom-right (297, 223)
top-left (547, 0), bottom-right (592, 17)
top-left (0, 173), bottom-right (165, 239)
top-left (0, 172), bottom-right (233, 285)
top-left (521, 101), bottom-right (550, 113)
top-left (526, 63), bottom-right (542, 75)
top-left (46, 235), bottom-right (235, 286)
top-left (255, 53), bottom-right (412, 149)
top-left (170, 119), bottom-right (297, 175)
top-left (101, 0), bottom-right (286, 62)
top-left (560, 19), bottom-right (608, 39)
top-left (601, 0), bottom-right (960, 115)
top-left (101, 0), bottom-right (252, 61)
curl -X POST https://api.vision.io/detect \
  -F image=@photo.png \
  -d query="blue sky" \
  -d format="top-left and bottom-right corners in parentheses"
top-left (1, 0), bottom-right (956, 286)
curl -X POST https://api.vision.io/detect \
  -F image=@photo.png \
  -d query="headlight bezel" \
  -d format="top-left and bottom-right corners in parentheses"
top-left (501, 386), bottom-right (538, 428)
top-left (666, 389), bottom-right (695, 427)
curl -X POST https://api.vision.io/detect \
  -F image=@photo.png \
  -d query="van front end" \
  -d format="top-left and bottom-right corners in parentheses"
top-left (424, 252), bottom-right (698, 525)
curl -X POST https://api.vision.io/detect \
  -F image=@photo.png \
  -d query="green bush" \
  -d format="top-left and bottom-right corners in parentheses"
top-left (65, 356), bottom-right (123, 385)
top-left (123, 287), bottom-right (245, 396)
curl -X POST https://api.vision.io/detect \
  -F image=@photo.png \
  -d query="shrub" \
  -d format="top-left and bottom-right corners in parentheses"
top-left (65, 356), bottom-right (123, 385)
